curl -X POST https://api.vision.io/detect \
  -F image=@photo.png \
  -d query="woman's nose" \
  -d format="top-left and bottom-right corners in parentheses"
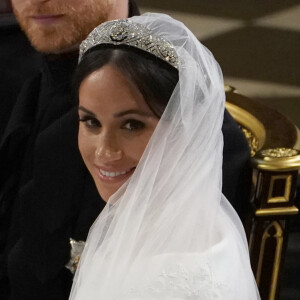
top-left (95, 139), bottom-right (122, 163)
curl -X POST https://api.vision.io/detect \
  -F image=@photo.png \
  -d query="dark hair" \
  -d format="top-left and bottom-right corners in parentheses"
top-left (74, 45), bottom-right (179, 117)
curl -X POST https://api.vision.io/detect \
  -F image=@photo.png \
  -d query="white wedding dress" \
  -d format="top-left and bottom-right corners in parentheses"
top-left (72, 200), bottom-right (258, 299)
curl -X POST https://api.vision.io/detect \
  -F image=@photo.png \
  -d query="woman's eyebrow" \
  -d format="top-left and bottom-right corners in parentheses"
top-left (78, 106), bottom-right (96, 117)
top-left (113, 109), bottom-right (152, 118)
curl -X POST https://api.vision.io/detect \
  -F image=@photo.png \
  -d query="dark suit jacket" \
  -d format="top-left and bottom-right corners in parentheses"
top-left (0, 3), bottom-right (250, 299)
top-left (0, 15), bottom-right (41, 138)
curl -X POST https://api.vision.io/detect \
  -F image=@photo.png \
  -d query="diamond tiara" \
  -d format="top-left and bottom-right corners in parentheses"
top-left (79, 19), bottom-right (179, 69)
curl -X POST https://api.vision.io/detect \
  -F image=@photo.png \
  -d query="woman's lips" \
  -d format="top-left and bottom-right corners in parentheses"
top-left (30, 14), bottom-right (64, 25)
top-left (95, 167), bottom-right (136, 183)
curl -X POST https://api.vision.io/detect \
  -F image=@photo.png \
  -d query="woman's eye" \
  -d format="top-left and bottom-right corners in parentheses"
top-left (79, 117), bottom-right (101, 129)
top-left (123, 120), bottom-right (145, 131)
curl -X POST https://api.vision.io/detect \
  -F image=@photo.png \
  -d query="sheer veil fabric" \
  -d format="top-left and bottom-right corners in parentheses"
top-left (70, 13), bottom-right (260, 299)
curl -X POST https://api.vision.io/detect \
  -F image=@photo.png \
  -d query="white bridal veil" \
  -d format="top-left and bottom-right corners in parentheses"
top-left (70, 13), bottom-right (260, 299)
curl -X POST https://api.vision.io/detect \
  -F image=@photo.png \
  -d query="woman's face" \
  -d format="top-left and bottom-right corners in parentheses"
top-left (78, 65), bottom-right (159, 202)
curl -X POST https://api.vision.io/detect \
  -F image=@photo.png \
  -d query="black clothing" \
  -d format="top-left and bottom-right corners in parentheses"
top-left (222, 110), bottom-right (251, 217)
top-left (0, 16), bottom-right (41, 138)
top-left (0, 16), bottom-right (41, 298)
top-left (1, 51), bottom-right (107, 299)
top-left (1, 3), bottom-right (250, 299)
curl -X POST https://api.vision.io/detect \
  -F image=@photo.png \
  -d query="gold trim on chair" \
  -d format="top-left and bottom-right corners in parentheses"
top-left (267, 175), bottom-right (292, 203)
top-left (256, 221), bottom-right (284, 300)
top-left (225, 102), bottom-right (266, 153)
top-left (254, 150), bottom-right (300, 171)
top-left (255, 206), bottom-right (299, 216)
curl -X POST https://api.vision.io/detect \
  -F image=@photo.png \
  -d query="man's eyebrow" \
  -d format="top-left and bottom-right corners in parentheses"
top-left (78, 106), bottom-right (96, 117)
top-left (113, 109), bottom-right (152, 118)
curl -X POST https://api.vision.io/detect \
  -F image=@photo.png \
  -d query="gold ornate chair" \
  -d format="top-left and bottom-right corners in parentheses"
top-left (225, 86), bottom-right (300, 300)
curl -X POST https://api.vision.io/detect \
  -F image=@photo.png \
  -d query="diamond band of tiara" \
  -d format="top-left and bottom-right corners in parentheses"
top-left (79, 19), bottom-right (179, 69)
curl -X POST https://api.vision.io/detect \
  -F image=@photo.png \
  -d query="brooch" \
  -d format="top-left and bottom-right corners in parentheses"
top-left (65, 238), bottom-right (86, 275)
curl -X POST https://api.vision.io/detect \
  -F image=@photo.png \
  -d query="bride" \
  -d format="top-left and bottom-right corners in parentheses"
top-left (69, 13), bottom-right (260, 299)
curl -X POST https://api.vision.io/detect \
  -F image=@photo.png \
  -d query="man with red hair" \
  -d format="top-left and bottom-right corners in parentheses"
top-left (11, 0), bottom-right (131, 53)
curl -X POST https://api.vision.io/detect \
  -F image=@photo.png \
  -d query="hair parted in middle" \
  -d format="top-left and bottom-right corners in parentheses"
top-left (74, 45), bottom-right (179, 117)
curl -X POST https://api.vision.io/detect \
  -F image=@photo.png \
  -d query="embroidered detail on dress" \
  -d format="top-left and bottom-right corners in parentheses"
top-left (120, 259), bottom-right (228, 299)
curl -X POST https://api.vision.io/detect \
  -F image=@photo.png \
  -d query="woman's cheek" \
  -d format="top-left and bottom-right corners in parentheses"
top-left (78, 127), bottom-right (93, 164)
top-left (123, 132), bottom-right (154, 162)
